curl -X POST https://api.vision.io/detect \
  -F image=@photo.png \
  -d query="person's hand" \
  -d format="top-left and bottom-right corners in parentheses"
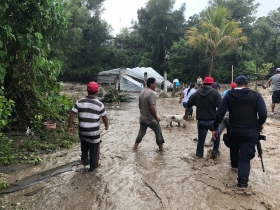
top-left (156, 117), bottom-right (160, 122)
top-left (183, 115), bottom-right (188, 120)
top-left (68, 127), bottom-right (74, 136)
top-left (179, 100), bottom-right (181, 104)
top-left (212, 131), bottom-right (218, 140)
top-left (105, 124), bottom-right (109, 130)
top-left (223, 116), bottom-right (228, 121)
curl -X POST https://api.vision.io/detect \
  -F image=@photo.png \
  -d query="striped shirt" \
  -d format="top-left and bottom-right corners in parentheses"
top-left (269, 74), bottom-right (280, 91)
top-left (72, 96), bottom-right (106, 144)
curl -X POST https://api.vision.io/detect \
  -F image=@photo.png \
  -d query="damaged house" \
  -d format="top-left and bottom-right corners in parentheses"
top-left (97, 67), bottom-right (173, 92)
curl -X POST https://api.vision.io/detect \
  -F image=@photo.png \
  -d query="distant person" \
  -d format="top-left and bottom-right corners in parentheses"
top-left (161, 81), bottom-right (164, 90)
top-left (212, 75), bottom-right (267, 188)
top-left (184, 77), bottom-right (221, 158)
top-left (179, 83), bottom-right (196, 117)
top-left (68, 82), bottom-right (109, 172)
top-left (268, 67), bottom-right (280, 115)
top-left (197, 76), bottom-right (203, 87)
top-left (133, 77), bottom-right (165, 150)
top-left (213, 82), bottom-right (220, 90)
top-left (222, 82), bottom-right (236, 98)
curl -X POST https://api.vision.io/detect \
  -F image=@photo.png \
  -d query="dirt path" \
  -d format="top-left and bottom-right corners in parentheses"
top-left (1, 85), bottom-right (280, 209)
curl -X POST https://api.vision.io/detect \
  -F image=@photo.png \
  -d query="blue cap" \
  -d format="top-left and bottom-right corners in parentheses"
top-left (235, 75), bottom-right (248, 83)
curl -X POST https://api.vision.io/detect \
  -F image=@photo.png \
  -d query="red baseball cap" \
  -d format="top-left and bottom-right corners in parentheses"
top-left (87, 82), bottom-right (99, 92)
top-left (203, 76), bottom-right (214, 84)
top-left (231, 82), bottom-right (236, 89)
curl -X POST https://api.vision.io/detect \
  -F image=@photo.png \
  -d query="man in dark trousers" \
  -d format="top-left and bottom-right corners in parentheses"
top-left (184, 76), bottom-right (221, 158)
top-left (68, 82), bottom-right (109, 172)
top-left (268, 67), bottom-right (280, 115)
top-left (133, 77), bottom-right (165, 150)
top-left (212, 75), bottom-right (267, 188)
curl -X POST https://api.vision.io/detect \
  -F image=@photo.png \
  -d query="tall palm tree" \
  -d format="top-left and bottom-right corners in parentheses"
top-left (186, 6), bottom-right (247, 76)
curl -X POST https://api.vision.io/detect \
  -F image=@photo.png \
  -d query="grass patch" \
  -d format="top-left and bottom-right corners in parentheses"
top-left (0, 121), bottom-right (80, 166)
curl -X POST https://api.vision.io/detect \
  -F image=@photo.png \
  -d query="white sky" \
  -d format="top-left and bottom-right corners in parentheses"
top-left (102, 0), bottom-right (280, 36)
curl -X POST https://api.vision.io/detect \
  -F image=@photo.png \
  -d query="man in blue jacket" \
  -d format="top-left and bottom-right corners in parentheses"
top-left (212, 75), bottom-right (267, 188)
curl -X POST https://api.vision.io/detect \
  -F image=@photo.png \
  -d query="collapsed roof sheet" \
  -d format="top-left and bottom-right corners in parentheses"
top-left (126, 67), bottom-right (172, 87)
top-left (97, 67), bottom-right (173, 92)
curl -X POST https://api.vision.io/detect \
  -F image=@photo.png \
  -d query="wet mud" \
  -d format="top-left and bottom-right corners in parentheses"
top-left (0, 85), bottom-right (280, 209)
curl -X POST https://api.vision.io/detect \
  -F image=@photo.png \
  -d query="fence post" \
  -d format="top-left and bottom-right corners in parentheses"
top-left (172, 82), bottom-right (176, 97)
top-left (144, 72), bottom-right (147, 88)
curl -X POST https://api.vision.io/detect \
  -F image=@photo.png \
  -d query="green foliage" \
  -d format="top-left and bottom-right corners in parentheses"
top-left (34, 157), bottom-right (42, 165)
top-left (258, 62), bottom-right (274, 79)
top-left (53, 0), bottom-right (111, 82)
top-left (101, 85), bottom-right (134, 103)
top-left (0, 0), bottom-right (70, 128)
top-left (60, 140), bottom-right (73, 148)
top-left (0, 182), bottom-right (7, 190)
top-left (186, 6), bottom-right (247, 76)
top-left (242, 60), bottom-right (257, 80)
top-left (169, 38), bottom-right (208, 82)
top-left (135, 0), bottom-right (186, 72)
top-left (0, 134), bottom-right (14, 165)
top-left (0, 96), bottom-right (14, 130)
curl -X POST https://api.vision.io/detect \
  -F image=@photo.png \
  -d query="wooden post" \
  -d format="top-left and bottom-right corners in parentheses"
top-left (164, 70), bottom-right (167, 94)
top-left (172, 82), bottom-right (176, 97)
top-left (144, 72), bottom-right (147, 88)
top-left (114, 75), bottom-right (119, 98)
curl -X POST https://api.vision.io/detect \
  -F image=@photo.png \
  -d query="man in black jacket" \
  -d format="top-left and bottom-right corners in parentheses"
top-left (184, 76), bottom-right (221, 158)
top-left (212, 75), bottom-right (267, 188)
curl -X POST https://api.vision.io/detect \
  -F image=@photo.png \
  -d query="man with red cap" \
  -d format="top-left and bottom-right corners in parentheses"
top-left (184, 76), bottom-right (221, 158)
top-left (207, 82), bottom-right (237, 149)
top-left (68, 81), bottom-right (109, 172)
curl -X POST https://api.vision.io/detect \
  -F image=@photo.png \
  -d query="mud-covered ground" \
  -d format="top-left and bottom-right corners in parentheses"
top-left (1, 83), bottom-right (280, 210)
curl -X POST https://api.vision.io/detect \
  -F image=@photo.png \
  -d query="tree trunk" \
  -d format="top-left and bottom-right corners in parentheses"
top-left (164, 59), bottom-right (167, 94)
top-left (209, 55), bottom-right (214, 76)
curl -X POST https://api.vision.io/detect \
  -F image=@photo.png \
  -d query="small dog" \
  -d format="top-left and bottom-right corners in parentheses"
top-left (165, 115), bottom-right (186, 127)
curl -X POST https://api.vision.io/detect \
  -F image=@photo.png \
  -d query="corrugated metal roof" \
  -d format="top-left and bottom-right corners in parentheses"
top-left (98, 68), bottom-right (120, 76)
top-left (126, 67), bottom-right (173, 88)
top-left (97, 67), bottom-right (173, 92)
top-left (120, 75), bottom-right (143, 92)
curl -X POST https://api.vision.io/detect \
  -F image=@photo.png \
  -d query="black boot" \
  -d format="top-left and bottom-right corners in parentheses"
top-left (237, 178), bottom-right (248, 188)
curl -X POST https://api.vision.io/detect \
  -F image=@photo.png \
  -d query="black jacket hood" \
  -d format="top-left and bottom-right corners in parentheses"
top-left (198, 85), bottom-right (214, 97)
top-left (227, 88), bottom-right (251, 99)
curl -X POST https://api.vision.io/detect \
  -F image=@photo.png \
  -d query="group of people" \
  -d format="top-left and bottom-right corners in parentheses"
top-left (67, 68), bottom-right (280, 188)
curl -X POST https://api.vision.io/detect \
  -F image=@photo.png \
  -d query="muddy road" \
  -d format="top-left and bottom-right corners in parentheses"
top-left (1, 84), bottom-right (280, 209)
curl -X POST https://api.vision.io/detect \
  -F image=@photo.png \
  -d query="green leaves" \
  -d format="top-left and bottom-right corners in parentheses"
top-left (0, 96), bottom-right (14, 130)
top-left (186, 6), bottom-right (247, 76)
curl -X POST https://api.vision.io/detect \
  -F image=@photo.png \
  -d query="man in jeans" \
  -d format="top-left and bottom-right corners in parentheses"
top-left (184, 77), bottom-right (221, 158)
top-left (133, 77), bottom-right (165, 150)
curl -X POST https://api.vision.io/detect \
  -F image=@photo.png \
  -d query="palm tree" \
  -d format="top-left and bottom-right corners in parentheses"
top-left (186, 6), bottom-right (247, 76)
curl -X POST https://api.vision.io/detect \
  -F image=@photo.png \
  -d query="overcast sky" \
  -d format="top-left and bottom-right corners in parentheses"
top-left (101, 0), bottom-right (280, 36)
